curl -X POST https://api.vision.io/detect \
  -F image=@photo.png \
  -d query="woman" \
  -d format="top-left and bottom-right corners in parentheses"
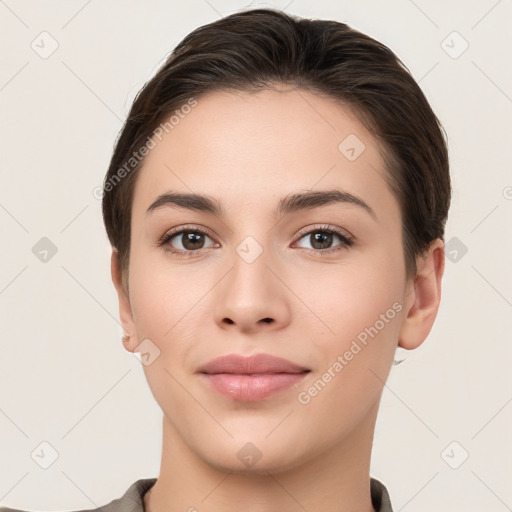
top-left (1, 7), bottom-right (450, 512)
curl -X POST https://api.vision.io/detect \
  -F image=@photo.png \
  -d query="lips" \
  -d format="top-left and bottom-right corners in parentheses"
top-left (197, 353), bottom-right (310, 375)
top-left (197, 353), bottom-right (310, 402)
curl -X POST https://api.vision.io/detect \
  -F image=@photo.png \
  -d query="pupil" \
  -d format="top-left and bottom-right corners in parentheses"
top-left (183, 232), bottom-right (204, 250)
top-left (312, 232), bottom-right (332, 249)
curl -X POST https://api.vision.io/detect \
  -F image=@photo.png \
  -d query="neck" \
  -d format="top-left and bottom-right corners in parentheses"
top-left (145, 403), bottom-right (379, 512)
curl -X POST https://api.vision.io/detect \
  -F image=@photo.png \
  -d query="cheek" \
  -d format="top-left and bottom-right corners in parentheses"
top-left (127, 252), bottom-right (203, 412)
top-left (295, 268), bottom-right (403, 428)
top-left (128, 247), bottom-right (204, 338)
top-left (305, 254), bottom-right (404, 341)
top-left (296, 250), bottom-right (405, 414)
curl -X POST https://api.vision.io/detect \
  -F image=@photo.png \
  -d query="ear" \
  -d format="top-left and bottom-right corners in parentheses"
top-left (398, 238), bottom-right (445, 350)
top-left (111, 250), bottom-right (137, 353)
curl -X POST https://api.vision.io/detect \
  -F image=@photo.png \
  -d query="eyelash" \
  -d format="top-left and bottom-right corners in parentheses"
top-left (157, 224), bottom-right (354, 258)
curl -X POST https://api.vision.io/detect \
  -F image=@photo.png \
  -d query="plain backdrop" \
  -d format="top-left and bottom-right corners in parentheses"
top-left (1, 1), bottom-right (511, 510)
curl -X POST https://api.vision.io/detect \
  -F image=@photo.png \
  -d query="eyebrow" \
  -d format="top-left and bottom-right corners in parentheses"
top-left (145, 188), bottom-right (376, 220)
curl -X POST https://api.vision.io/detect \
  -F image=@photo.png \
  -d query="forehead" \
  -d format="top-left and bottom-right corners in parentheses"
top-left (131, 87), bottom-right (398, 224)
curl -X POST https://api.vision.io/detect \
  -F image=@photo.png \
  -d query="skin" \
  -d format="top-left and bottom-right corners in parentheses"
top-left (111, 86), bottom-right (445, 512)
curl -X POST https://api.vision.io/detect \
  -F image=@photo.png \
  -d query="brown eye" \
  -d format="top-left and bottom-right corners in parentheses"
top-left (159, 227), bottom-right (217, 255)
top-left (179, 231), bottom-right (207, 250)
top-left (294, 225), bottom-right (354, 254)
top-left (309, 231), bottom-right (334, 250)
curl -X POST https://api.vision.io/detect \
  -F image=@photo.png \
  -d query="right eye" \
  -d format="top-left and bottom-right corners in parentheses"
top-left (158, 226), bottom-right (219, 257)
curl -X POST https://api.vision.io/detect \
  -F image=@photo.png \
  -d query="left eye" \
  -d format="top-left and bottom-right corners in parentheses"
top-left (294, 228), bottom-right (353, 251)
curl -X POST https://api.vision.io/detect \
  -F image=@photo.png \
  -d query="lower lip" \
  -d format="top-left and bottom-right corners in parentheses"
top-left (200, 372), bottom-right (308, 401)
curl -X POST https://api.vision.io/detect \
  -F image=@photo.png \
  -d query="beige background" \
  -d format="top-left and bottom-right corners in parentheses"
top-left (1, 0), bottom-right (511, 510)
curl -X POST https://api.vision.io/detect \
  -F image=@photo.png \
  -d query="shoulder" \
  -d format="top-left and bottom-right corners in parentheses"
top-left (370, 477), bottom-right (394, 512)
top-left (0, 478), bottom-right (157, 512)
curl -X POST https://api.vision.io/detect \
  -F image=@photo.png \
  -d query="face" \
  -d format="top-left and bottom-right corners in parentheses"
top-left (119, 87), bottom-right (419, 474)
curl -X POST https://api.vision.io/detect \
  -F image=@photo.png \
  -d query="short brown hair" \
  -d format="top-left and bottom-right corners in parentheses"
top-left (102, 8), bottom-right (450, 287)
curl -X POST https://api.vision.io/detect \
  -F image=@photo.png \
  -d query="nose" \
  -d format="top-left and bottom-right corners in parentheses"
top-left (214, 246), bottom-right (291, 334)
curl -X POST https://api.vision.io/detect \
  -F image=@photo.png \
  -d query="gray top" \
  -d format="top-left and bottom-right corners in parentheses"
top-left (0, 477), bottom-right (393, 512)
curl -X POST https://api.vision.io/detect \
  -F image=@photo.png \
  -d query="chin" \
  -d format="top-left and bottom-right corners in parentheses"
top-left (193, 434), bottom-right (311, 476)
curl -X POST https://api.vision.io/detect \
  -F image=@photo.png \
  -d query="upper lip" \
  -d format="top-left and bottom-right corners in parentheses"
top-left (197, 353), bottom-right (310, 375)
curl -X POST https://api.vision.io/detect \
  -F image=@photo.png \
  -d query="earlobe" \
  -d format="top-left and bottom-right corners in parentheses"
top-left (398, 238), bottom-right (445, 350)
top-left (111, 250), bottom-right (137, 353)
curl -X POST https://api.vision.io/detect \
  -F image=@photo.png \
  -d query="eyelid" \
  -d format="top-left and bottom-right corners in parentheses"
top-left (157, 224), bottom-right (216, 245)
top-left (294, 223), bottom-right (354, 243)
